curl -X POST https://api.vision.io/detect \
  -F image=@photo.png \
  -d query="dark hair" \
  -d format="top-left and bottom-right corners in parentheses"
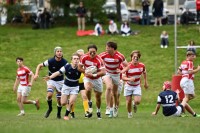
top-left (130, 50), bottom-right (141, 59)
top-left (186, 51), bottom-right (195, 56)
top-left (106, 41), bottom-right (117, 50)
top-left (87, 44), bottom-right (97, 51)
top-left (71, 53), bottom-right (80, 60)
top-left (16, 57), bottom-right (23, 62)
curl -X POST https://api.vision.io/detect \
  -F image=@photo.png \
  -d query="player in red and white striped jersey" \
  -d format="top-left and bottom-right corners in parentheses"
top-left (177, 51), bottom-right (200, 115)
top-left (99, 41), bottom-right (128, 117)
top-left (122, 50), bottom-right (148, 118)
top-left (78, 44), bottom-right (106, 119)
top-left (13, 57), bottom-right (40, 116)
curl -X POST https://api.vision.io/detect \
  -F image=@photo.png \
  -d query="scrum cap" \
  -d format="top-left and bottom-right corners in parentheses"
top-left (163, 81), bottom-right (171, 90)
top-left (54, 46), bottom-right (62, 54)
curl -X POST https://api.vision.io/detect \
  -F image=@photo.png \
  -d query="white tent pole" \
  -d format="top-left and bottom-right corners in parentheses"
top-left (174, 0), bottom-right (178, 74)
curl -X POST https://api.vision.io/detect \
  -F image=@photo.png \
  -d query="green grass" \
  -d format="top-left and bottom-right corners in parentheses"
top-left (0, 23), bottom-right (200, 133)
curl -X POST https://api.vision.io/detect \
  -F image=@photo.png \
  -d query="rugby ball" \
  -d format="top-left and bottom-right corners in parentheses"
top-left (85, 66), bottom-right (97, 74)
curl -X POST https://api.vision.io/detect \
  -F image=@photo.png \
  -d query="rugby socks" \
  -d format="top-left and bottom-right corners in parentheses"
top-left (65, 109), bottom-right (70, 116)
top-left (88, 100), bottom-right (92, 108)
top-left (83, 100), bottom-right (89, 113)
top-left (97, 108), bottom-right (101, 113)
top-left (71, 104), bottom-right (75, 113)
top-left (47, 99), bottom-right (52, 110)
top-left (57, 104), bottom-right (62, 116)
top-left (193, 113), bottom-right (197, 117)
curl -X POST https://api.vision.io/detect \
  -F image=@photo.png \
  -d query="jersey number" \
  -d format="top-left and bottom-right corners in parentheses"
top-left (165, 95), bottom-right (173, 103)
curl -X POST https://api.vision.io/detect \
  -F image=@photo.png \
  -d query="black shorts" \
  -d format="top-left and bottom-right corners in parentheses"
top-left (79, 83), bottom-right (85, 92)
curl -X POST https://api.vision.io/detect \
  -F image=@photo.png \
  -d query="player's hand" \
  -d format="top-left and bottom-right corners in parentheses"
top-left (129, 77), bottom-right (135, 82)
top-left (152, 112), bottom-right (157, 116)
top-left (85, 72), bottom-right (93, 78)
top-left (13, 87), bottom-right (17, 93)
top-left (34, 75), bottom-right (39, 81)
top-left (144, 83), bottom-right (148, 89)
top-left (43, 76), bottom-right (50, 81)
top-left (28, 83), bottom-right (32, 87)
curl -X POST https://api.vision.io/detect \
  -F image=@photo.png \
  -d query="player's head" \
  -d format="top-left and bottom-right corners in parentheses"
top-left (186, 50), bottom-right (196, 61)
top-left (76, 49), bottom-right (84, 56)
top-left (71, 53), bottom-right (80, 66)
top-left (163, 81), bottom-right (171, 91)
top-left (106, 41), bottom-right (117, 50)
top-left (16, 57), bottom-right (24, 67)
top-left (130, 50), bottom-right (141, 63)
top-left (54, 46), bottom-right (63, 58)
top-left (87, 44), bottom-right (97, 58)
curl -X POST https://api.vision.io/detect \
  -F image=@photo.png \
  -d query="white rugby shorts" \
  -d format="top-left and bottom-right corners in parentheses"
top-left (17, 84), bottom-right (31, 96)
top-left (180, 77), bottom-right (195, 95)
top-left (61, 84), bottom-right (79, 95)
top-left (124, 84), bottom-right (141, 96)
top-left (47, 80), bottom-right (64, 92)
top-left (84, 77), bottom-right (103, 92)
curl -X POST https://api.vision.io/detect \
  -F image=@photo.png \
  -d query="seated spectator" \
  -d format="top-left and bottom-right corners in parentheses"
top-left (187, 40), bottom-right (196, 54)
top-left (107, 20), bottom-right (118, 35)
top-left (160, 30), bottom-right (169, 48)
top-left (91, 22), bottom-right (104, 36)
top-left (120, 21), bottom-right (132, 36)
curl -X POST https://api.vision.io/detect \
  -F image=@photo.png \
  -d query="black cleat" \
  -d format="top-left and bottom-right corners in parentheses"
top-left (70, 112), bottom-right (75, 118)
top-left (44, 109), bottom-right (52, 118)
top-left (85, 111), bottom-right (92, 118)
top-left (97, 112), bottom-right (102, 119)
top-left (57, 114), bottom-right (61, 119)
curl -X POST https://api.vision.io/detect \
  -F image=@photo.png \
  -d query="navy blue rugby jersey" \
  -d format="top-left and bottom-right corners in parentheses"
top-left (157, 90), bottom-right (178, 116)
top-left (43, 57), bottom-right (68, 81)
top-left (59, 63), bottom-right (81, 87)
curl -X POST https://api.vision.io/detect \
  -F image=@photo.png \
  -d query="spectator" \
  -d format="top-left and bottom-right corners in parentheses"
top-left (107, 20), bottom-right (118, 35)
top-left (187, 40), bottom-right (196, 54)
top-left (40, 8), bottom-right (51, 29)
top-left (120, 21), bottom-right (132, 36)
top-left (142, 0), bottom-right (150, 25)
top-left (180, 8), bottom-right (193, 25)
top-left (152, 0), bottom-right (163, 26)
top-left (91, 22), bottom-right (103, 36)
top-left (196, 0), bottom-right (200, 25)
top-left (160, 30), bottom-right (169, 48)
top-left (76, 1), bottom-right (87, 31)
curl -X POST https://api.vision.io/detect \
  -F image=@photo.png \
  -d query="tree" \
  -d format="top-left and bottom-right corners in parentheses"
top-left (116, 0), bottom-right (122, 22)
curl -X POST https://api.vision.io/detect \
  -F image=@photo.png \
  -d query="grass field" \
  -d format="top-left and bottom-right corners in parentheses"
top-left (0, 23), bottom-right (200, 133)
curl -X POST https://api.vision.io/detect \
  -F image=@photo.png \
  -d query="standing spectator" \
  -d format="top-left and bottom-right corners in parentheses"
top-left (99, 41), bottom-right (128, 118)
top-left (122, 50), bottom-right (148, 118)
top-left (196, 0), bottom-right (200, 25)
top-left (13, 57), bottom-right (40, 116)
top-left (152, 0), bottom-right (163, 26)
top-left (187, 40), bottom-right (196, 54)
top-left (76, 1), bottom-right (87, 31)
top-left (78, 44), bottom-right (106, 119)
top-left (120, 21), bottom-right (132, 36)
top-left (160, 30), bottom-right (169, 48)
top-left (107, 20), bottom-right (118, 35)
top-left (177, 51), bottom-right (200, 117)
top-left (43, 53), bottom-right (81, 121)
top-left (40, 8), bottom-right (51, 29)
top-left (142, 0), bottom-right (150, 25)
top-left (152, 81), bottom-right (200, 117)
top-left (34, 47), bottom-right (68, 119)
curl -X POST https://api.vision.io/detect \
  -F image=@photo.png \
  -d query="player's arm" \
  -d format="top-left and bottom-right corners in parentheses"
top-left (28, 72), bottom-right (35, 87)
top-left (78, 63), bottom-right (85, 73)
top-left (152, 104), bottom-right (161, 115)
top-left (188, 65), bottom-right (200, 74)
top-left (43, 71), bottom-right (61, 81)
top-left (122, 74), bottom-right (135, 82)
top-left (95, 67), bottom-right (106, 77)
top-left (34, 63), bottom-right (44, 80)
top-left (143, 70), bottom-right (148, 89)
top-left (13, 77), bottom-right (20, 93)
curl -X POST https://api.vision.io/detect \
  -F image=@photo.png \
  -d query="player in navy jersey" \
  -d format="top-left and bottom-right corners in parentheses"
top-left (43, 53), bottom-right (81, 120)
top-left (34, 47), bottom-right (68, 119)
top-left (152, 81), bottom-right (200, 117)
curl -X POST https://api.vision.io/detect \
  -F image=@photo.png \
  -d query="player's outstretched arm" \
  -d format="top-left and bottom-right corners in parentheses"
top-left (34, 63), bottom-right (43, 80)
